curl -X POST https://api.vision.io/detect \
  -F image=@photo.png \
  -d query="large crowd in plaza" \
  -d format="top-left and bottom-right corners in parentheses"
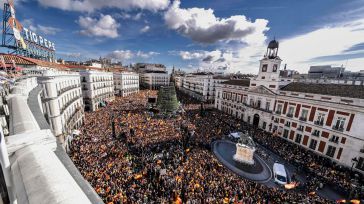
top-left (69, 90), bottom-right (362, 203)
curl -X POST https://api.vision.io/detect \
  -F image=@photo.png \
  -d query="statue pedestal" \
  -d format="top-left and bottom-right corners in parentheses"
top-left (233, 143), bottom-right (255, 165)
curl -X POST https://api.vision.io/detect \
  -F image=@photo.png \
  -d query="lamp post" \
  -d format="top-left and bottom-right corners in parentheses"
top-left (110, 110), bottom-right (116, 138)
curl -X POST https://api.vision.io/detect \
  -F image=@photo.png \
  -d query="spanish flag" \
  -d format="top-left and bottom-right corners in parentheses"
top-left (174, 196), bottom-right (182, 204)
top-left (134, 174), bottom-right (143, 180)
top-left (223, 197), bottom-right (229, 204)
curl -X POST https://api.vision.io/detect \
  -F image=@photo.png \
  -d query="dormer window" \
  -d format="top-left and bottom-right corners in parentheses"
top-left (262, 64), bottom-right (268, 72)
top-left (273, 64), bottom-right (278, 72)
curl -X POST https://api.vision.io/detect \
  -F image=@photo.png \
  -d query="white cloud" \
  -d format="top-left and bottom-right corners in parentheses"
top-left (22, 19), bottom-right (61, 35)
top-left (107, 50), bottom-right (159, 61)
top-left (136, 51), bottom-right (159, 58)
top-left (140, 25), bottom-right (150, 33)
top-left (37, 25), bottom-right (61, 35)
top-left (78, 14), bottom-right (119, 38)
top-left (164, 1), bottom-right (269, 44)
top-left (37, 0), bottom-right (170, 12)
top-left (279, 18), bottom-right (364, 73)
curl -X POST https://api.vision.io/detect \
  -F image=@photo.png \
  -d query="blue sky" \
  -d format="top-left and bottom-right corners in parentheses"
top-left (2, 0), bottom-right (364, 73)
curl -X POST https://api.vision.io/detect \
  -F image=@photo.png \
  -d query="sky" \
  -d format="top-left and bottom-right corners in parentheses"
top-left (2, 0), bottom-right (364, 74)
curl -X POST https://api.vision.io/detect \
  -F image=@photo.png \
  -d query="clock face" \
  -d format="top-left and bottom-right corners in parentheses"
top-left (262, 64), bottom-right (267, 72)
top-left (273, 64), bottom-right (278, 72)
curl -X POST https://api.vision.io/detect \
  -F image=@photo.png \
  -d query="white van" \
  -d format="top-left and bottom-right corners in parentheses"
top-left (273, 163), bottom-right (288, 185)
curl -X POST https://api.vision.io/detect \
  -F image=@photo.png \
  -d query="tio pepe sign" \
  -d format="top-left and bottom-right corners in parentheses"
top-left (22, 28), bottom-right (56, 51)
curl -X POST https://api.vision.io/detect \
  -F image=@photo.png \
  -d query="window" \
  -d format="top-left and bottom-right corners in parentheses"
top-left (265, 102), bottom-right (270, 111)
top-left (283, 129), bottom-right (289, 138)
top-left (287, 106), bottom-right (294, 117)
top-left (315, 113), bottom-right (325, 126)
top-left (309, 139), bottom-right (317, 150)
top-left (333, 117), bottom-right (346, 131)
top-left (295, 134), bottom-right (302, 144)
top-left (273, 64), bottom-right (278, 72)
top-left (330, 135), bottom-right (339, 144)
top-left (326, 146), bottom-right (336, 157)
top-left (276, 104), bottom-right (282, 114)
top-left (356, 157), bottom-right (364, 171)
top-left (262, 122), bottom-right (267, 129)
top-left (312, 129), bottom-right (320, 137)
top-left (262, 64), bottom-right (268, 72)
top-left (300, 109), bottom-right (308, 121)
top-left (297, 125), bottom-right (304, 132)
top-left (285, 121), bottom-right (291, 127)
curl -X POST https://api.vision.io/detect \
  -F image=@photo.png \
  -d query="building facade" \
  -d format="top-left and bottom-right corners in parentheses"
top-left (114, 72), bottom-right (139, 97)
top-left (177, 73), bottom-right (228, 103)
top-left (140, 71), bottom-right (170, 90)
top-left (80, 71), bottom-right (114, 111)
top-left (38, 70), bottom-right (84, 142)
top-left (215, 40), bottom-right (364, 172)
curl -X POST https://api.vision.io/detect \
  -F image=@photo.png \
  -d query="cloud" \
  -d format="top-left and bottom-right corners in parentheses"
top-left (78, 14), bottom-right (119, 38)
top-left (164, 1), bottom-right (269, 44)
top-left (279, 18), bottom-right (364, 72)
top-left (22, 19), bottom-right (61, 35)
top-left (107, 50), bottom-right (159, 61)
top-left (136, 51), bottom-right (159, 58)
top-left (37, 0), bottom-right (170, 12)
top-left (140, 25), bottom-right (150, 33)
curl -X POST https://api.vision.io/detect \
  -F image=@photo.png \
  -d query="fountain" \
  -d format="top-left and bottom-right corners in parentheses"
top-left (232, 132), bottom-right (256, 165)
top-left (212, 132), bottom-right (272, 182)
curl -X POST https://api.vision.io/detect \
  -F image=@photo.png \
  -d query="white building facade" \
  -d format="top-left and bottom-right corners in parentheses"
top-left (178, 73), bottom-right (228, 103)
top-left (215, 40), bottom-right (364, 172)
top-left (38, 70), bottom-right (84, 142)
top-left (80, 71), bottom-right (114, 111)
top-left (114, 72), bottom-right (139, 97)
top-left (140, 71), bottom-right (170, 90)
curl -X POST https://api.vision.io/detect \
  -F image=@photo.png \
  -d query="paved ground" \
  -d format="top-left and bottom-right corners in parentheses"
top-left (216, 135), bottom-right (346, 201)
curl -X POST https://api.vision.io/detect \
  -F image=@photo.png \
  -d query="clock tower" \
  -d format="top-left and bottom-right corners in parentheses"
top-left (250, 39), bottom-right (289, 92)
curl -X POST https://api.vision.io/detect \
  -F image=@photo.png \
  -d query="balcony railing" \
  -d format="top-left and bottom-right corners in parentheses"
top-left (286, 113), bottom-right (293, 118)
top-left (312, 132), bottom-right (320, 137)
top-left (285, 123), bottom-right (291, 127)
top-left (314, 120), bottom-right (324, 126)
top-left (332, 125), bottom-right (344, 132)
top-left (297, 127), bottom-right (304, 132)
top-left (328, 138), bottom-right (339, 144)
top-left (66, 107), bottom-right (83, 127)
top-left (299, 117), bottom-right (307, 121)
top-left (60, 95), bottom-right (82, 114)
top-left (275, 111), bottom-right (281, 115)
top-left (58, 84), bottom-right (80, 96)
top-left (274, 119), bottom-right (279, 123)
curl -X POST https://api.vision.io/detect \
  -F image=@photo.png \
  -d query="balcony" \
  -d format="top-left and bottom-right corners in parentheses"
top-left (299, 117), bottom-right (307, 122)
top-left (332, 125), bottom-right (344, 132)
top-left (314, 120), bottom-right (324, 126)
top-left (58, 84), bottom-right (80, 96)
top-left (60, 95), bottom-right (82, 114)
top-left (329, 138), bottom-right (339, 144)
top-left (275, 111), bottom-right (281, 115)
top-left (297, 127), bottom-right (304, 132)
top-left (286, 113), bottom-right (293, 118)
top-left (312, 132), bottom-right (320, 137)
top-left (285, 123), bottom-right (291, 127)
top-left (274, 119), bottom-right (279, 123)
top-left (66, 107), bottom-right (83, 128)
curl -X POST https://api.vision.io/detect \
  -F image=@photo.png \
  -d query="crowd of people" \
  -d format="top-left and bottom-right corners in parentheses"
top-left (69, 90), bottom-right (360, 203)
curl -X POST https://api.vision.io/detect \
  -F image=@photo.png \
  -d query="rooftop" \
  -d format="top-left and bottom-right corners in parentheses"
top-left (280, 82), bottom-right (364, 99)
top-left (221, 79), bottom-right (250, 87)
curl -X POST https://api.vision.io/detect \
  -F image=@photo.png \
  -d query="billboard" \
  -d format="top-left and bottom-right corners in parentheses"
top-left (2, 1), bottom-right (56, 60)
